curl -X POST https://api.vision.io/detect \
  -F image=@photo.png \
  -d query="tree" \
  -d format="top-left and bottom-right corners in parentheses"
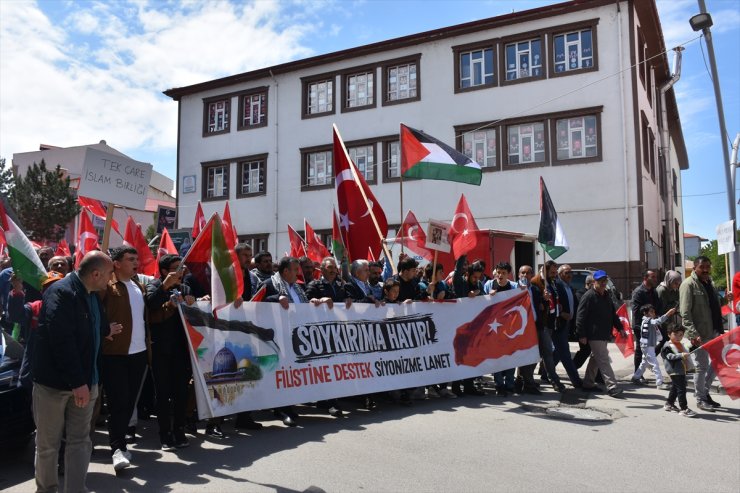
top-left (0, 157), bottom-right (13, 198)
top-left (8, 160), bottom-right (80, 242)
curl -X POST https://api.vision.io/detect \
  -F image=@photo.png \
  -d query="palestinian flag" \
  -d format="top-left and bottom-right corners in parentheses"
top-left (0, 202), bottom-right (47, 291)
top-left (400, 124), bottom-right (482, 185)
top-left (183, 214), bottom-right (244, 314)
top-left (331, 209), bottom-right (347, 269)
top-left (538, 177), bottom-right (568, 260)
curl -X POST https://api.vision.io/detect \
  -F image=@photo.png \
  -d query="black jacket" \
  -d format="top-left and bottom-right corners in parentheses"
top-left (630, 283), bottom-right (661, 329)
top-left (345, 279), bottom-right (376, 303)
top-left (305, 278), bottom-right (349, 302)
top-left (32, 273), bottom-right (109, 390)
top-left (575, 289), bottom-right (622, 341)
top-left (556, 280), bottom-right (578, 334)
top-left (145, 278), bottom-right (191, 354)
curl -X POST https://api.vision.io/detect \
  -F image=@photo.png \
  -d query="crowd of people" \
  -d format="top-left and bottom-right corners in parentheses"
top-left (0, 243), bottom-right (727, 492)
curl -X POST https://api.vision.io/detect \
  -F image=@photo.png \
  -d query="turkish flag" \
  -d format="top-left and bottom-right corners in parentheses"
top-left (192, 201), bottom-right (206, 239)
top-left (304, 219), bottom-right (330, 263)
top-left (222, 202), bottom-right (238, 249)
top-left (398, 210), bottom-right (434, 261)
top-left (123, 216), bottom-right (157, 276)
top-left (453, 290), bottom-right (539, 367)
top-left (78, 196), bottom-right (120, 235)
top-left (448, 194), bottom-right (479, 259)
top-left (287, 224), bottom-right (307, 258)
top-left (614, 304), bottom-right (635, 358)
top-left (333, 124), bottom-right (388, 262)
top-left (55, 238), bottom-right (71, 257)
top-left (702, 326), bottom-right (740, 400)
top-left (74, 210), bottom-right (99, 267)
top-left (155, 228), bottom-right (178, 274)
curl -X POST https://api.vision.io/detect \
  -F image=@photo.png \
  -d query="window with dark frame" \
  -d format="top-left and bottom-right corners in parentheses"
top-left (345, 70), bottom-right (374, 109)
top-left (638, 29), bottom-right (646, 87)
top-left (303, 75), bottom-right (335, 117)
top-left (649, 128), bottom-right (656, 182)
top-left (658, 154), bottom-right (667, 199)
top-left (348, 144), bottom-right (376, 184)
top-left (383, 140), bottom-right (401, 181)
top-left (504, 38), bottom-right (542, 81)
top-left (237, 156), bottom-right (266, 197)
top-left (554, 115), bottom-right (598, 161)
top-left (672, 169), bottom-right (678, 205)
top-left (383, 55), bottom-right (420, 105)
top-left (204, 98), bottom-right (230, 135)
top-left (459, 46), bottom-right (495, 89)
top-left (202, 162), bottom-right (229, 201)
top-left (457, 125), bottom-right (497, 169)
top-left (641, 114), bottom-right (650, 172)
top-left (552, 26), bottom-right (595, 74)
top-left (303, 148), bottom-right (334, 189)
top-left (507, 122), bottom-right (546, 165)
top-left (238, 89), bottom-right (267, 130)
top-left (238, 234), bottom-right (269, 254)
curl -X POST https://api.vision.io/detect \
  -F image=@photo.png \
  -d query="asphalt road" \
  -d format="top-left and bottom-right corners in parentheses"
top-left (2, 343), bottom-right (738, 493)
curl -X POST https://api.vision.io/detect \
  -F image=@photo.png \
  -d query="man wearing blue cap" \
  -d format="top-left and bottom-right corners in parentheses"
top-left (575, 270), bottom-right (626, 396)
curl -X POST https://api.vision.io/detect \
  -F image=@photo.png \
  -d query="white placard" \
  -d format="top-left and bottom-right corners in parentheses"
top-left (426, 219), bottom-right (451, 253)
top-left (716, 220), bottom-right (736, 255)
top-left (78, 148), bottom-right (152, 210)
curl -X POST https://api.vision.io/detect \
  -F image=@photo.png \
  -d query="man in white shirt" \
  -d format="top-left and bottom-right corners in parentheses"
top-left (100, 246), bottom-right (149, 472)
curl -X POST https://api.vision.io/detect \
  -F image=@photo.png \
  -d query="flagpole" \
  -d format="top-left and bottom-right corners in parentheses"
top-left (399, 174), bottom-right (405, 255)
top-left (101, 204), bottom-right (115, 252)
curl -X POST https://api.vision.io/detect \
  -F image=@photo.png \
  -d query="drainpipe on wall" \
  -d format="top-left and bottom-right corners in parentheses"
top-left (659, 47), bottom-right (683, 274)
top-left (269, 69), bottom-right (279, 254)
top-left (616, 3), bottom-right (631, 287)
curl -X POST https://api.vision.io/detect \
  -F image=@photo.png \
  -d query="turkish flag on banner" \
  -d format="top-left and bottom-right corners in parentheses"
top-left (55, 238), bottom-right (71, 257)
top-left (192, 202), bottom-right (206, 239)
top-left (304, 219), bottom-right (330, 263)
top-left (614, 303), bottom-right (635, 358)
top-left (75, 210), bottom-right (99, 268)
top-left (701, 326), bottom-right (740, 400)
top-left (399, 210), bottom-right (434, 261)
top-left (453, 290), bottom-right (539, 367)
top-left (123, 216), bottom-right (157, 276)
top-left (448, 194), bottom-right (479, 259)
top-left (333, 124), bottom-right (388, 262)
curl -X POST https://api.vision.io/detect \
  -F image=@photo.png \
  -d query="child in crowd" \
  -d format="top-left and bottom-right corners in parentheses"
top-left (382, 279), bottom-right (400, 304)
top-left (631, 304), bottom-right (676, 389)
top-left (660, 326), bottom-right (696, 417)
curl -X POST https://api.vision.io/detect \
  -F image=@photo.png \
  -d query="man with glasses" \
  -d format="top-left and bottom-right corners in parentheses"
top-left (575, 270), bottom-right (626, 397)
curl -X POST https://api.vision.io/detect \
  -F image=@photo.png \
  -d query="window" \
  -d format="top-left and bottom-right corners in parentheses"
top-left (202, 161), bottom-right (230, 201)
top-left (506, 122), bottom-right (546, 166)
top-left (551, 22), bottom-right (597, 75)
top-left (641, 113), bottom-right (650, 172)
top-left (239, 234), bottom-right (269, 254)
top-left (203, 98), bottom-right (230, 135)
top-left (238, 88), bottom-right (267, 130)
top-left (553, 115), bottom-right (598, 161)
top-left (344, 70), bottom-right (375, 110)
top-left (237, 155), bottom-right (266, 198)
top-left (383, 139), bottom-right (401, 181)
top-left (672, 169), bottom-right (678, 205)
top-left (348, 144), bottom-right (376, 184)
top-left (453, 40), bottom-right (496, 91)
top-left (455, 124), bottom-right (497, 170)
top-left (638, 30), bottom-right (646, 87)
top-left (649, 129), bottom-right (656, 182)
top-left (302, 73), bottom-right (335, 118)
top-left (301, 147), bottom-right (333, 190)
top-left (504, 38), bottom-right (542, 81)
top-left (382, 55), bottom-right (421, 105)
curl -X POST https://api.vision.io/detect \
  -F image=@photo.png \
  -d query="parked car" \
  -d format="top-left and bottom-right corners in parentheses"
top-left (0, 333), bottom-right (34, 450)
top-left (570, 268), bottom-right (623, 308)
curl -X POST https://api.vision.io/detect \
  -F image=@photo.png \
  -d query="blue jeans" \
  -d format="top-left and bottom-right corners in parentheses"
top-left (494, 368), bottom-right (515, 389)
top-left (551, 327), bottom-right (583, 386)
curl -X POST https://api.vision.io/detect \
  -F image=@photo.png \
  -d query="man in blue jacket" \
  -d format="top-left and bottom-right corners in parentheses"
top-left (32, 251), bottom-right (119, 493)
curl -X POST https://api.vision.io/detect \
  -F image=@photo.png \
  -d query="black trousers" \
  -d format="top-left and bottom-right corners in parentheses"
top-left (572, 341), bottom-right (591, 369)
top-left (667, 375), bottom-right (688, 410)
top-left (152, 346), bottom-right (191, 440)
top-left (101, 351), bottom-right (148, 452)
top-left (633, 328), bottom-right (643, 372)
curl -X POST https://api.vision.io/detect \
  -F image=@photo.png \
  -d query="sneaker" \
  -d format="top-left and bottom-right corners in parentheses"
top-left (112, 449), bottom-right (130, 471)
top-left (679, 408), bottom-right (697, 418)
top-left (122, 449), bottom-right (132, 461)
top-left (705, 395), bottom-right (721, 408)
top-left (658, 383), bottom-right (672, 391)
top-left (663, 403), bottom-right (680, 413)
top-left (630, 377), bottom-right (647, 386)
top-left (607, 387), bottom-right (624, 397)
top-left (426, 387), bottom-right (440, 398)
top-left (161, 434), bottom-right (176, 451)
top-left (438, 388), bottom-right (458, 399)
top-left (327, 406), bottom-right (344, 417)
top-left (696, 400), bottom-right (715, 412)
top-left (174, 429), bottom-right (191, 447)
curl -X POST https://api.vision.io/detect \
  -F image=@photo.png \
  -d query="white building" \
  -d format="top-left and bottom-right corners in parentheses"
top-left (12, 141), bottom-right (176, 248)
top-left (164, 0), bottom-right (688, 294)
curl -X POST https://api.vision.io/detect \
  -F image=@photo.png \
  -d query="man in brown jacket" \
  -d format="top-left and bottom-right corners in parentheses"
top-left (100, 246), bottom-right (149, 472)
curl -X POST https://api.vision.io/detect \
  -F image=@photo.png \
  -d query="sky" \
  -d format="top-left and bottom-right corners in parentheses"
top-left (1, 0), bottom-right (739, 242)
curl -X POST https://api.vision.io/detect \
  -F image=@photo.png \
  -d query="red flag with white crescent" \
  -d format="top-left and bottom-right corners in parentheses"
top-left (398, 210), bottom-right (434, 261)
top-left (304, 219), bottom-right (330, 263)
top-left (453, 290), bottom-right (539, 367)
top-left (614, 303), bottom-right (635, 358)
top-left (75, 210), bottom-right (99, 267)
top-left (155, 228), bottom-right (178, 273)
top-left (448, 194), bottom-right (479, 259)
top-left (192, 201), bottom-right (206, 239)
top-left (55, 238), bottom-right (71, 257)
top-left (701, 326), bottom-right (740, 400)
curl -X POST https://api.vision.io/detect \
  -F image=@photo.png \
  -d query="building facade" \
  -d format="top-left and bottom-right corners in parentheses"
top-left (164, 0), bottom-right (688, 294)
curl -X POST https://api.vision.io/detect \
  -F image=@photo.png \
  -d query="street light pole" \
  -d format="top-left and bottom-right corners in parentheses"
top-left (693, 0), bottom-right (738, 284)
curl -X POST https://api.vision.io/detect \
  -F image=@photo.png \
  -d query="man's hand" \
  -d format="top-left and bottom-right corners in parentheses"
top-left (163, 271), bottom-right (183, 290)
top-left (579, 337), bottom-right (588, 345)
top-left (278, 296), bottom-right (290, 310)
top-left (106, 322), bottom-right (123, 341)
top-left (184, 295), bottom-right (196, 306)
top-left (488, 289), bottom-right (497, 296)
top-left (403, 298), bottom-right (413, 304)
top-left (468, 290), bottom-right (479, 298)
top-left (72, 384), bottom-right (90, 408)
top-left (233, 296), bottom-right (244, 308)
top-left (373, 300), bottom-right (383, 308)
top-left (690, 336), bottom-right (701, 346)
top-left (344, 298), bottom-right (352, 309)
top-left (665, 307), bottom-right (677, 317)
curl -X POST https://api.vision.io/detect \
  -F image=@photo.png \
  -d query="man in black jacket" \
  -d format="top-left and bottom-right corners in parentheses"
top-left (32, 251), bottom-right (118, 493)
top-left (630, 269), bottom-right (661, 375)
top-left (305, 257), bottom-right (351, 309)
top-left (576, 270), bottom-right (626, 397)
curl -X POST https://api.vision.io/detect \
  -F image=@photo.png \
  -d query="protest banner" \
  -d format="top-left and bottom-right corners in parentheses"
top-left (179, 289), bottom-right (540, 419)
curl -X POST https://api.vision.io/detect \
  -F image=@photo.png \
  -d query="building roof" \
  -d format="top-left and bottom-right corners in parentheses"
top-left (683, 233), bottom-right (709, 241)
